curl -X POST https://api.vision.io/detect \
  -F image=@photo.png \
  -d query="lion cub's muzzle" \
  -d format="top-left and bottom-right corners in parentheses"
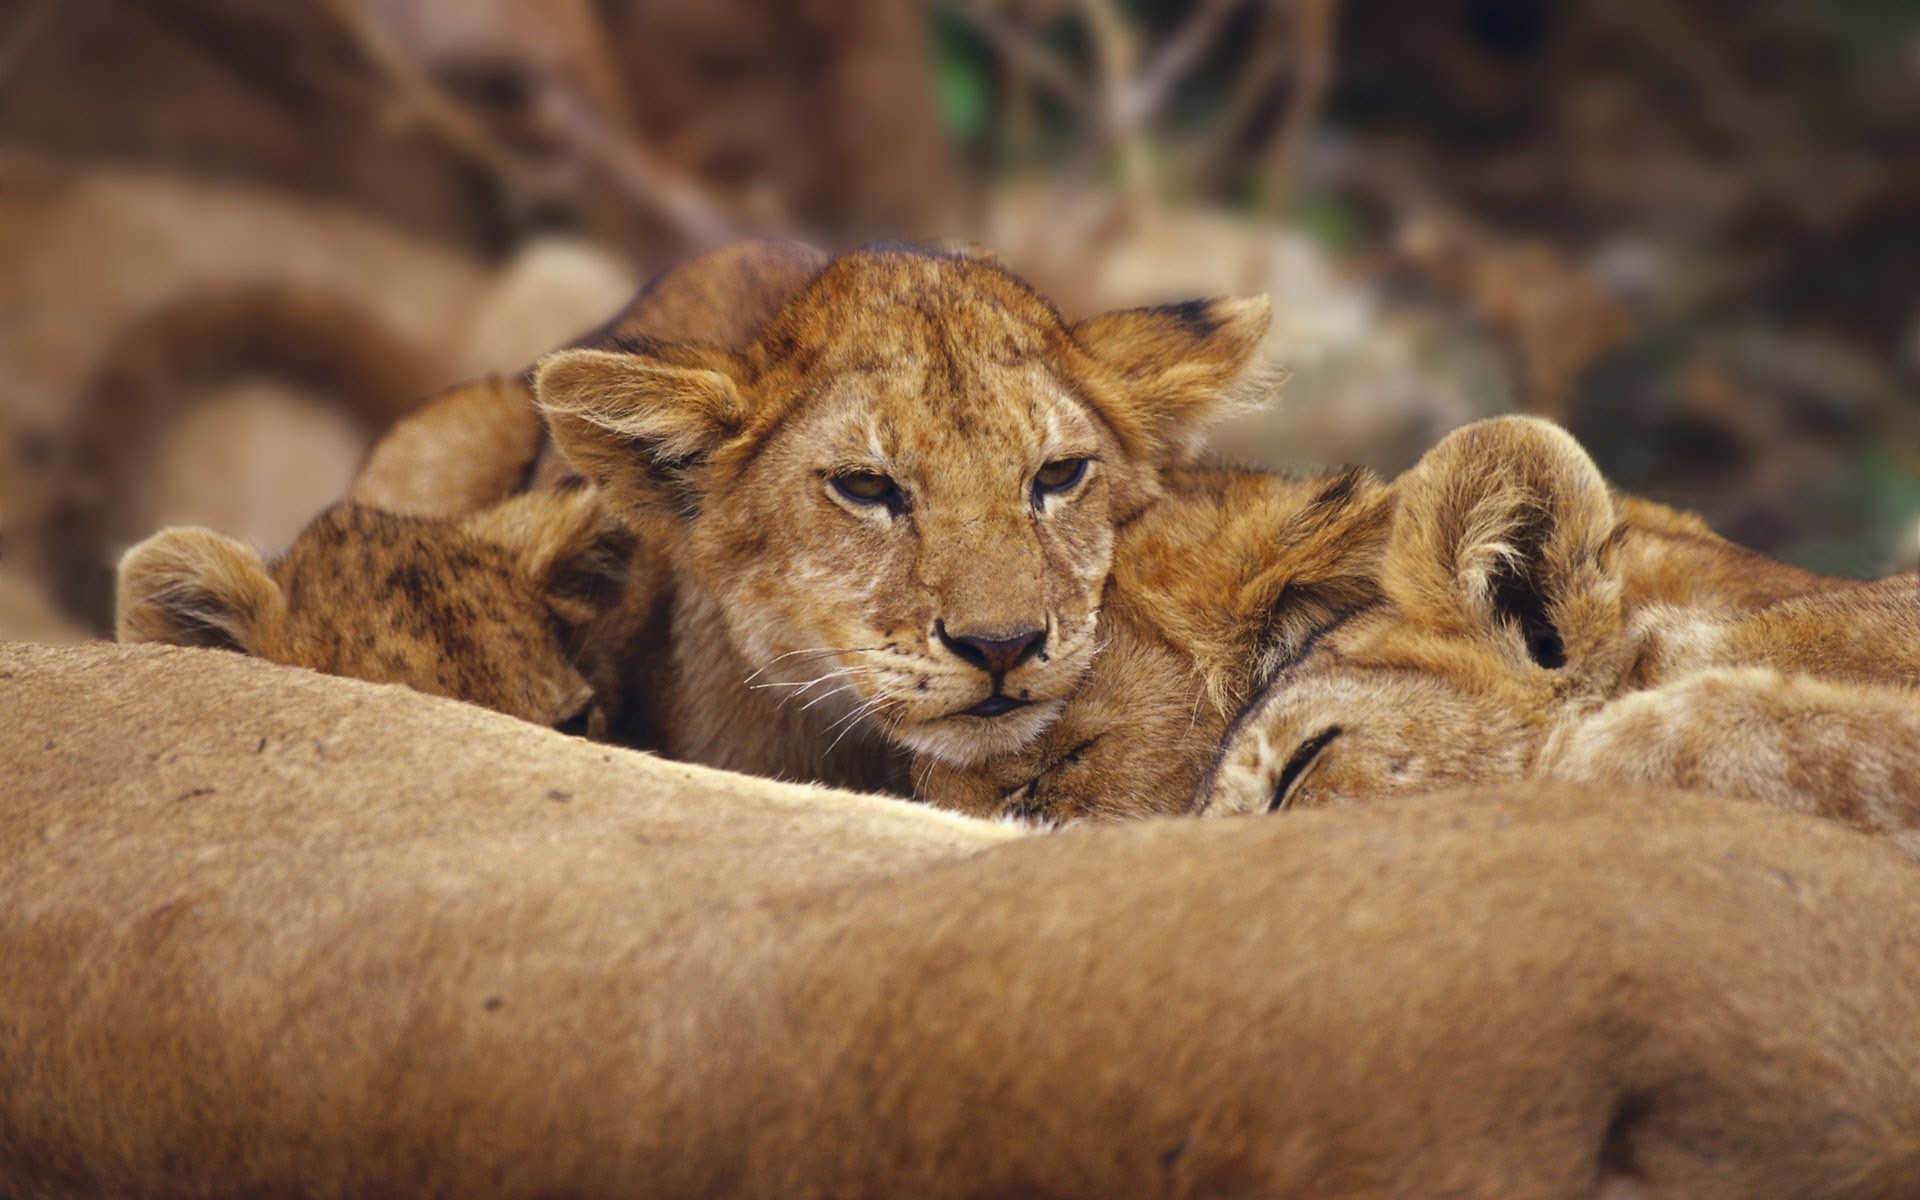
top-left (935, 619), bottom-right (1047, 712)
top-left (934, 619), bottom-right (1049, 718)
top-left (885, 609), bottom-right (1092, 766)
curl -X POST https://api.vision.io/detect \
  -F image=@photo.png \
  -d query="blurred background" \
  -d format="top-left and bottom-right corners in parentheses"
top-left (3, 0), bottom-right (1917, 642)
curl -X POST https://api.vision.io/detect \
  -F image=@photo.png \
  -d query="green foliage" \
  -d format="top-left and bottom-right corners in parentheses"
top-left (928, 15), bottom-right (991, 149)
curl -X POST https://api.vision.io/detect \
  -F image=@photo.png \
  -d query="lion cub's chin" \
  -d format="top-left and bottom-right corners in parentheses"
top-left (893, 697), bottom-right (1067, 768)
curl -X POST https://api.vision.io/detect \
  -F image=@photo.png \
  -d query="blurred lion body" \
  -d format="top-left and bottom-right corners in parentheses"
top-left (8, 641), bottom-right (1920, 1197)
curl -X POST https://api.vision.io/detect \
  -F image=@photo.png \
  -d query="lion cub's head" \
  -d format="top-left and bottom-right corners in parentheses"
top-left (536, 244), bottom-right (1270, 767)
top-left (117, 488), bottom-right (640, 734)
top-left (1197, 415), bottom-right (1914, 819)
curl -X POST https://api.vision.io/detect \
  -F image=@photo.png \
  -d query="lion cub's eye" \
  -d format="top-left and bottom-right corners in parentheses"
top-left (830, 471), bottom-right (904, 509)
top-left (1032, 457), bottom-right (1090, 499)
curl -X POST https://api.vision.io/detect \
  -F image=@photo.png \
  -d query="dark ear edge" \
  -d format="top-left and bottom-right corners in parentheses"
top-left (1386, 416), bottom-right (1622, 666)
top-left (1070, 294), bottom-right (1274, 458)
top-left (115, 527), bottom-right (285, 654)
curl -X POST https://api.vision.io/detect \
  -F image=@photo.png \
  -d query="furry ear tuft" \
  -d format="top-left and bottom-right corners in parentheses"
top-left (1387, 417), bottom-right (1622, 667)
top-left (1072, 294), bottom-right (1274, 458)
top-left (461, 487), bottom-right (637, 632)
top-left (535, 347), bottom-right (747, 521)
top-left (116, 527), bottom-right (286, 654)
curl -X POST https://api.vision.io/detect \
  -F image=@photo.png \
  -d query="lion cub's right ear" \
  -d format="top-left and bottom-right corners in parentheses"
top-left (535, 346), bottom-right (748, 521)
top-left (460, 486), bottom-right (639, 632)
top-left (116, 528), bottom-right (287, 654)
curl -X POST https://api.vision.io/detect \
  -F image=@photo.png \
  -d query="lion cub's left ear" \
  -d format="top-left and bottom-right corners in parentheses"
top-left (534, 345), bottom-right (748, 523)
top-left (1071, 295), bottom-right (1272, 457)
top-left (116, 528), bottom-right (288, 654)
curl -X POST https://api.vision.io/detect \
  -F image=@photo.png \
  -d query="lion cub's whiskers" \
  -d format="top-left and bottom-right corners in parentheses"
top-left (820, 691), bottom-right (904, 759)
top-left (749, 667), bottom-right (878, 695)
top-left (800, 680), bottom-right (873, 714)
top-left (740, 645), bottom-right (884, 687)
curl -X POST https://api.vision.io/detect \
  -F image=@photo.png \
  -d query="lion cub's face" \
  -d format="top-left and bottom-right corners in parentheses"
top-left (1194, 419), bottom-right (1628, 815)
top-left (538, 246), bottom-right (1270, 767)
top-left (117, 490), bottom-right (636, 733)
top-left (1197, 416), bottom-right (1920, 819)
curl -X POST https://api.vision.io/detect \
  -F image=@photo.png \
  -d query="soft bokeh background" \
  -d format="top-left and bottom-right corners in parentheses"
top-left (4, 0), bottom-right (1917, 641)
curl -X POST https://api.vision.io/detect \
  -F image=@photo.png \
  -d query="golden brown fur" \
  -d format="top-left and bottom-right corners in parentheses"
top-left (538, 243), bottom-right (1271, 790)
top-left (9, 640), bottom-right (1920, 1198)
top-left (115, 488), bottom-right (657, 737)
top-left (1199, 416), bottom-right (1920, 853)
top-left (915, 464), bottom-right (1394, 822)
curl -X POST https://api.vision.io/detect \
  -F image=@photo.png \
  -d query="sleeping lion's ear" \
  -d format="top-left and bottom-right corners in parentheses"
top-left (116, 527), bottom-right (286, 655)
top-left (1387, 416), bottom-right (1621, 669)
top-left (1072, 295), bottom-right (1272, 458)
top-left (535, 345), bottom-right (747, 521)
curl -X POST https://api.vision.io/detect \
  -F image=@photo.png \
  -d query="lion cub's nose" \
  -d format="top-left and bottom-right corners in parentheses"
top-left (936, 621), bottom-right (1046, 676)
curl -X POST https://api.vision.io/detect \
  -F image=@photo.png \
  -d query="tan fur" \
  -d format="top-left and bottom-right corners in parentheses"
top-left (1542, 667), bottom-right (1920, 861)
top-left (538, 243), bottom-right (1271, 790)
top-left (916, 465), bottom-right (1394, 823)
top-left (115, 488), bottom-right (657, 737)
top-left (9, 641), bottom-right (1920, 1197)
top-left (1198, 416), bottom-right (1920, 854)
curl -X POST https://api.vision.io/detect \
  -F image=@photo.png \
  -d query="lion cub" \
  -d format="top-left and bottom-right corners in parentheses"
top-left (912, 464), bottom-right (1395, 823)
top-left (117, 241), bottom-right (831, 743)
top-left (535, 243), bottom-right (1274, 791)
top-left (117, 486), bottom-right (661, 739)
top-left (1198, 416), bottom-right (1920, 856)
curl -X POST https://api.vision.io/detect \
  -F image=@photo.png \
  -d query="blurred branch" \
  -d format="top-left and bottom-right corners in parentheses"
top-left (1072, 0), bottom-right (1149, 206)
top-left (544, 92), bottom-right (743, 248)
top-left (311, 0), bottom-right (532, 184)
top-left (1122, 0), bottom-right (1244, 134)
top-left (1258, 0), bottom-right (1339, 221)
top-left (935, 0), bottom-right (1091, 119)
top-left (1190, 0), bottom-right (1289, 184)
top-left (311, 0), bottom-right (741, 247)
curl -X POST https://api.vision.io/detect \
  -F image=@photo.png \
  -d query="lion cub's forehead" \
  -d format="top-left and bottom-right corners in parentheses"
top-left (760, 248), bottom-right (1069, 359)
top-left (753, 253), bottom-right (1083, 399)
top-left (751, 250), bottom-right (1106, 468)
top-left (806, 358), bottom-right (1101, 467)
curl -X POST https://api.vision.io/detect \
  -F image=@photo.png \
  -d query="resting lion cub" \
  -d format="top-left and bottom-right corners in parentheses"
top-left (536, 243), bottom-right (1272, 791)
top-left (117, 486), bottom-right (657, 738)
top-left (115, 241), bottom-right (831, 741)
top-left (1198, 416), bottom-right (1920, 856)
